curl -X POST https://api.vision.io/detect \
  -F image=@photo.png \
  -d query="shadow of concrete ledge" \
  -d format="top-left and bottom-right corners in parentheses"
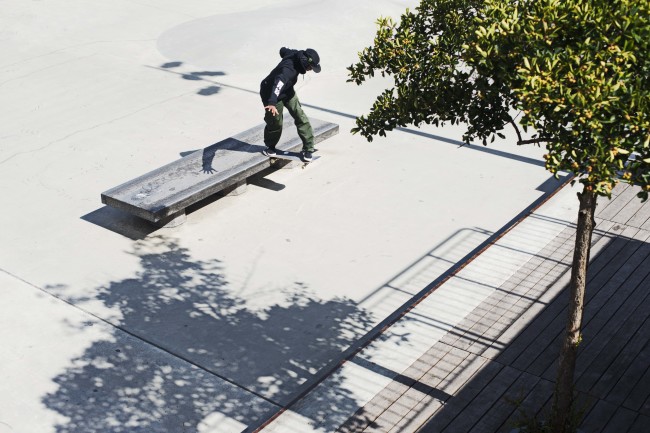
top-left (81, 206), bottom-right (159, 240)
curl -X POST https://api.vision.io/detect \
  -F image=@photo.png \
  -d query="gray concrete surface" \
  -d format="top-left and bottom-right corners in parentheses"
top-left (1, 1), bottom-right (566, 432)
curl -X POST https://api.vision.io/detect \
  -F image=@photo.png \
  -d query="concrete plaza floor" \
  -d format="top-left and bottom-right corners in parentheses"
top-left (0, 1), bottom-right (611, 432)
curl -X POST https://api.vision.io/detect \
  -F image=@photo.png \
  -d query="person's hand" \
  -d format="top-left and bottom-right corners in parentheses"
top-left (265, 105), bottom-right (279, 116)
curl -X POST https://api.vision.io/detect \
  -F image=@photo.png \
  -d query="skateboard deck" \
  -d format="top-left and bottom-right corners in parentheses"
top-left (268, 150), bottom-right (320, 167)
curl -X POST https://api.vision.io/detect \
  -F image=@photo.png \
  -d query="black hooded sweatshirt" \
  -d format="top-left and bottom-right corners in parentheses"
top-left (260, 47), bottom-right (308, 106)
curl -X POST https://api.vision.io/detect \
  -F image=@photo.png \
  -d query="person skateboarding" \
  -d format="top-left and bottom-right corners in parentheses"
top-left (260, 47), bottom-right (321, 162)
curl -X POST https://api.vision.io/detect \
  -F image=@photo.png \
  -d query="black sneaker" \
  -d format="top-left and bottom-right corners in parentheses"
top-left (302, 151), bottom-right (313, 162)
top-left (263, 147), bottom-right (277, 157)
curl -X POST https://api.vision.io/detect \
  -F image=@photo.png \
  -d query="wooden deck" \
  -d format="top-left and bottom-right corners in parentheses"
top-left (338, 184), bottom-right (650, 433)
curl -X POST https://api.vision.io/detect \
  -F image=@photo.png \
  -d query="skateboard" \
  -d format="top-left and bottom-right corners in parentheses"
top-left (268, 150), bottom-right (320, 168)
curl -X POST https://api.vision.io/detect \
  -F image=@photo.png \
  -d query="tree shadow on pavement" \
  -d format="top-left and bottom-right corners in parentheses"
top-left (42, 235), bottom-right (374, 432)
top-left (156, 61), bottom-right (227, 97)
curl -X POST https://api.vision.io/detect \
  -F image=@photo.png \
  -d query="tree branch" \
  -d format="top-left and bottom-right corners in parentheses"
top-left (510, 119), bottom-right (523, 143)
top-left (518, 137), bottom-right (553, 145)
top-left (509, 119), bottom-right (552, 146)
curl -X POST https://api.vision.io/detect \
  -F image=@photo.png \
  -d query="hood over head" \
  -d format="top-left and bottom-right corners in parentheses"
top-left (300, 48), bottom-right (321, 73)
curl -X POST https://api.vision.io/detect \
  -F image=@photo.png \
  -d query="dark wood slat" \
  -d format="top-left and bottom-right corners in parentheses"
top-left (627, 200), bottom-right (650, 229)
top-left (496, 222), bottom-right (620, 369)
top-left (612, 183), bottom-right (630, 197)
top-left (495, 260), bottom-right (575, 366)
top-left (470, 370), bottom-right (540, 433)
top-left (418, 361), bottom-right (504, 432)
top-left (598, 185), bottom-right (640, 221)
top-left (522, 227), bottom-right (642, 377)
top-left (571, 245), bottom-right (650, 386)
top-left (440, 365), bottom-right (521, 433)
top-left (576, 290), bottom-right (650, 394)
top-left (628, 413), bottom-right (650, 433)
top-left (382, 348), bottom-right (487, 433)
top-left (462, 228), bottom-right (577, 358)
top-left (580, 399), bottom-right (619, 433)
top-left (623, 339), bottom-right (650, 413)
top-left (596, 184), bottom-right (627, 216)
top-left (611, 186), bottom-right (647, 226)
top-left (498, 378), bottom-right (555, 433)
top-left (600, 406), bottom-right (640, 433)
top-left (339, 344), bottom-right (456, 433)
top-left (589, 316), bottom-right (650, 401)
top-left (488, 223), bottom-right (615, 364)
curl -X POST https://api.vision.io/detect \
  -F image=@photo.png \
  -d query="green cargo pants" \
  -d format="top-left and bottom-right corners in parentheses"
top-left (264, 93), bottom-right (315, 152)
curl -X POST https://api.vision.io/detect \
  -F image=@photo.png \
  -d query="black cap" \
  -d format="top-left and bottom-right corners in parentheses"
top-left (304, 48), bottom-right (321, 73)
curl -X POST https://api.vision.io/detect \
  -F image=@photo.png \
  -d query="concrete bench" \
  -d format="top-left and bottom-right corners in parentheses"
top-left (101, 118), bottom-right (339, 227)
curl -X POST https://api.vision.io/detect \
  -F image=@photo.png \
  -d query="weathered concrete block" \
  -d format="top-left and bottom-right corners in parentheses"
top-left (101, 118), bottom-right (338, 225)
top-left (157, 210), bottom-right (186, 228)
top-left (222, 180), bottom-right (248, 196)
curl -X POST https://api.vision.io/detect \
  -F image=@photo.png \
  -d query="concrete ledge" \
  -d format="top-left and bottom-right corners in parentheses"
top-left (100, 118), bottom-right (338, 225)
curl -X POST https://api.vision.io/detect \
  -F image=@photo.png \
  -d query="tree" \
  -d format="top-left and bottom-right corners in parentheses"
top-left (348, 0), bottom-right (650, 431)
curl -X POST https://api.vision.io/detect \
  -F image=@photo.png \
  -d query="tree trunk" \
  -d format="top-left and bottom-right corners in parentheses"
top-left (550, 188), bottom-right (598, 433)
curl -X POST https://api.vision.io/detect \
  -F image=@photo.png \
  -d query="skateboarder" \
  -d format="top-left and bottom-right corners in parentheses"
top-left (260, 47), bottom-right (321, 162)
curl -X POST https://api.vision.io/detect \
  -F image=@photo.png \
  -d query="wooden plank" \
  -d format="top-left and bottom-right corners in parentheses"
top-left (580, 399), bottom-right (618, 433)
top-left (507, 388), bottom-right (599, 433)
top-left (496, 222), bottom-right (617, 368)
top-left (576, 282), bottom-right (650, 395)
top-left (597, 185), bottom-right (639, 221)
top-left (494, 236), bottom-right (575, 366)
top-left (338, 343), bottom-right (467, 433)
top-left (600, 406), bottom-right (640, 433)
top-left (439, 365), bottom-right (520, 433)
top-left (609, 339), bottom-right (650, 408)
top-left (345, 380), bottom-right (411, 433)
top-left (417, 361), bottom-right (504, 432)
top-left (384, 351), bottom-right (488, 433)
top-left (524, 227), bottom-right (642, 377)
top-left (497, 378), bottom-right (555, 433)
top-left (584, 226), bottom-right (641, 288)
top-left (483, 229), bottom-right (573, 362)
top-left (476, 228), bottom-right (579, 360)
top-left (469, 370), bottom-right (540, 433)
top-left (610, 186), bottom-right (647, 226)
top-left (628, 414), bottom-right (650, 433)
top-left (602, 407), bottom-right (639, 433)
top-left (572, 244), bottom-right (650, 387)
top-left (596, 184), bottom-right (627, 217)
top-left (462, 227), bottom-right (577, 358)
top-left (611, 182), bottom-right (629, 198)
top-left (627, 202), bottom-right (650, 229)
top-left (575, 240), bottom-right (650, 356)
top-left (439, 300), bottom-right (498, 353)
top-left (589, 312), bottom-right (650, 401)
top-left (338, 344), bottom-right (455, 433)
top-left (623, 340), bottom-right (650, 412)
